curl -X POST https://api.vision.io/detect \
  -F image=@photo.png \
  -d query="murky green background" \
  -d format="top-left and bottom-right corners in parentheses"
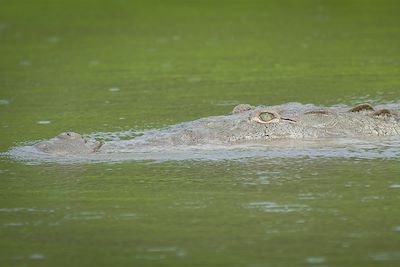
top-left (1, 0), bottom-right (400, 266)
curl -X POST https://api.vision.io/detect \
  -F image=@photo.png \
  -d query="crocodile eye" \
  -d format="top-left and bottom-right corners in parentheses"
top-left (252, 111), bottom-right (280, 124)
top-left (259, 112), bottom-right (276, 122)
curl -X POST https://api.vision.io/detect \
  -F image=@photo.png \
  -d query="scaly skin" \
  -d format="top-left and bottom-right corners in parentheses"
top-left (34, 103), bottom-right (400, 154)
top-left (34, 132), bottom-right (103, 155)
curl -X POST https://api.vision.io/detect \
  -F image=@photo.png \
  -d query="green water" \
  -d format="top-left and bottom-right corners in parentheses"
top-left (1, 0), bottom-right (400, 266)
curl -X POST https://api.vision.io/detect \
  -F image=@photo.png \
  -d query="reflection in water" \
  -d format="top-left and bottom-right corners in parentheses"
top-left (0, 208), bottom-right (55, 213)
top-left (247, 202), bottom-right (310, 213)
top-left (64, 211), bottom-right (105, 220)
top-left (29, 254), bottom-right (46, 260)
top-left (1, 154), bottom-right (399, 266)
top-left (371, 252), bottom-right (400, 261)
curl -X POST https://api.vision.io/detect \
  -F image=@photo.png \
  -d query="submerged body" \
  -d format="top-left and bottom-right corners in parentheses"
top-left (33, 102), bottom-right (400, 155)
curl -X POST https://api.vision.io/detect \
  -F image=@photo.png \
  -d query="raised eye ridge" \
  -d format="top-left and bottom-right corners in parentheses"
top-left (252, 111), bottom-right (281, 124)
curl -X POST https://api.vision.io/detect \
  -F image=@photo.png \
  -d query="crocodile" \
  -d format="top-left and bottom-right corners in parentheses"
top-left (32, 102), bottom-right (400, 155)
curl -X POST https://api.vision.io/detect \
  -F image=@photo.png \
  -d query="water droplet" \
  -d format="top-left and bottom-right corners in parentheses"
top-left (19, 60), bottom-right (31, 66)
top-left (89, 60), bottom-right (100, 66)
top-left (0, 99), bottom-right (10, 105)
top-left (30, 254), bottom-right (45, 260)
top-left (187, 76), bottom-right (202, 82)
top-left (259, 175), bottom-right (270, 185)
top-left (306, 257), bottom-right (326, 264)
top-left (109, 87), bottom-right (120, 92)
top-left (4, 222), bottom-right (28, 226)
top-left (37, 120), bottom-right (51, 125)
top-left (0, 23), bottom-right (8, 32)
top-left (46, 36), bottom-right (60, 43)
top-left (371, 252), bottom-right (400, 261)
top-left (172, 35), bottom-right (181, 41)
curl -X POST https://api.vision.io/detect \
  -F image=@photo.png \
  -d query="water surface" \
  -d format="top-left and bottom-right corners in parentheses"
top-left (1, 0), bottom-right (400, 266)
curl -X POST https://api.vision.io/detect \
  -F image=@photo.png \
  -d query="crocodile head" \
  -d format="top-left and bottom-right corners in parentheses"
top-left (225, 103), bottom-right (398, 142)
top-left (226, 103), bottom-right (339, 141)
top-left (164, 103), bottom-right (341, 145)
top-left (34, 132), bottom-right (103, 155)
